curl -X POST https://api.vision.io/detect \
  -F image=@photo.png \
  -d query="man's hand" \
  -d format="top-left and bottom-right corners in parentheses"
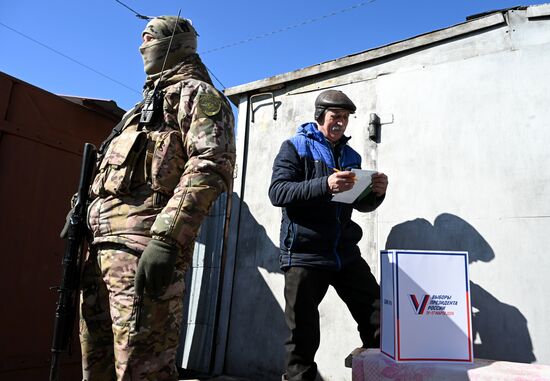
top-left (327, 170), bottom-right (356, 194)
top-left (135, 239), bottom-right (179, 298)
top-left (371, 172), bottom-right (388, 196)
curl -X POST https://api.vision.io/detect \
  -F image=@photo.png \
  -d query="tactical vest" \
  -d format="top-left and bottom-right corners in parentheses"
top-left (91, 90), bottom-right (185, 208)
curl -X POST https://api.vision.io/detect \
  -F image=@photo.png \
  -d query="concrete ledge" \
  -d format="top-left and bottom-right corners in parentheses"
top-left (351, 349), bottom-right (550, 380)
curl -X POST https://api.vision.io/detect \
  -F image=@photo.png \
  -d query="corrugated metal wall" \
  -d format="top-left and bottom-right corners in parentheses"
top-left (179, 192), bottom-right (229, 374)
top-left (0, 72), bottom-right (119, 380)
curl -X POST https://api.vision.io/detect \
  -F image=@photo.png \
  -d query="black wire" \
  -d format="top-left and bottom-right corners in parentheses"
top-left (199, 1), bottom-right (379, 89)
top-left (200, 0), bottom-right (378, 55)
top-left (1, 19), bottom-right (228, 93)
top-left (111, 1), bottom-right (227, 89)
top-left (206, 66), bottom-right (227, 89)
top-left (0, 21), bottom-right (141, 95)
top-left (156, 9), bottom-right (182, 86)
top-left (4, 1), bottom-right (377, 92)
top-left (114, 0), bottom-right (152, 20)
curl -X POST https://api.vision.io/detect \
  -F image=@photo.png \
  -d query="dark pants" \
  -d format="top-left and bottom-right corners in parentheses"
top-left (283, 257), bottom-right (380, 381)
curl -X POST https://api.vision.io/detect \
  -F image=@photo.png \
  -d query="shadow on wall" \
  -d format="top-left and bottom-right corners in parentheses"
top-left (223, 197), bottom-right (287, 380)
top-left (227, 197), bottom-right (330, 381)
top-left (384, 213), bottom-right (536, 363)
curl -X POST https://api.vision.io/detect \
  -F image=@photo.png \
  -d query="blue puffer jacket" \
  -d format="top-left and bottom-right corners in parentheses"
top-left (268, 122), bottom-right (383, 270)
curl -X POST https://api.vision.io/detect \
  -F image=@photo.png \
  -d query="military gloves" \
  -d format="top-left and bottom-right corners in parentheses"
top-left (135, 239), bottom-right (179, 298)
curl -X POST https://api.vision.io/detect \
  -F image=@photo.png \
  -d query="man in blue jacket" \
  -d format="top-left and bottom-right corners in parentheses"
top-left (269, 89), bottom-right (388, 381)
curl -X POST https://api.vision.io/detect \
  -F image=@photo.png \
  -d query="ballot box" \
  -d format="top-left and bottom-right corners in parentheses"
top-left (380, 250), bottom-right (473, 362)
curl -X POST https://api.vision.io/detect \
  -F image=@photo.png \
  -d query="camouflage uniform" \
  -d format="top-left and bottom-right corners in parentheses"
top-left (79, 16), bottom-right (235, 381)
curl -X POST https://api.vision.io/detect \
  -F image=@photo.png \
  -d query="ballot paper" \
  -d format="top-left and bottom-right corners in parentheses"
top-left (331, 169), bottom-right (377, 204)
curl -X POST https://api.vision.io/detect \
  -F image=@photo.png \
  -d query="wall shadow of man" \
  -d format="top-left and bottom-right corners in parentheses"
top-left (225, 195), bottom-right (329, 380)
top-left (384, 213), bottom-right (535, 363)
top-left (180, 193), bottom-right (325, 380)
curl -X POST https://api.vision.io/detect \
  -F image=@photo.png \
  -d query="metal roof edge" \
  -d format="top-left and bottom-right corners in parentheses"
top-left (224, 12), bottom-right (506, 104)
top-left (0, 72), bottom-right (125, 122)
top-left (526, 3), bottom-right (550, 17)
top-left (465, 6), bottom-right (526, 21)
top-left (60, 95), bottom-right (126, 121)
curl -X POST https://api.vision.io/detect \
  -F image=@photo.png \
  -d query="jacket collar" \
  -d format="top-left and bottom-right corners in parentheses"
top-left (297, 122), bottom-right (351, 146)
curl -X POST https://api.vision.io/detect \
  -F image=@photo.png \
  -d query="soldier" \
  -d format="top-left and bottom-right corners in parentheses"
top-left (79, 16), bottom-right (235, 381)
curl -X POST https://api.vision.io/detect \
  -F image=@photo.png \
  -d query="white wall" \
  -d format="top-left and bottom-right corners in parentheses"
top-left (222, 8), bottom-right (550, 380)
top-left (375, 9), bottom-right (550, 364)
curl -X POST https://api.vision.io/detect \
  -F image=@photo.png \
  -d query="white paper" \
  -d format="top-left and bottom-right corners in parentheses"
top-left (331, 169), bottom-right (377, 204)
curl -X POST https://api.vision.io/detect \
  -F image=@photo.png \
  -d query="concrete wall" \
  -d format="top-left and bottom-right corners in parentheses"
top-left (220, 8), bottom-right (550, 380)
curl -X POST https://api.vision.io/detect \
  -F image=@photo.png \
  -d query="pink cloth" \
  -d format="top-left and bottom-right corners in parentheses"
top-left (352, 349), bottom-right (550, 381)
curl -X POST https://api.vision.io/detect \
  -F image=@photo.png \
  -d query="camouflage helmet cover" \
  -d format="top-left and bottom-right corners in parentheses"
top-left (139, 16), bottom-right (198, 75)
top-left (314, 90), bottom-right (356, 121)
top-left (142, 16), bottom-right (197, 40)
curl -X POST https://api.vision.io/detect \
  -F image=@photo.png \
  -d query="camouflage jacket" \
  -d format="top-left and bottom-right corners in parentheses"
top-left (88, 66), bottom-right (235, 252)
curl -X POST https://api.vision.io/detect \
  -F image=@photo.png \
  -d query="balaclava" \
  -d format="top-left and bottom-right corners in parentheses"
top-left (139, 16), bottom-right (198, 75)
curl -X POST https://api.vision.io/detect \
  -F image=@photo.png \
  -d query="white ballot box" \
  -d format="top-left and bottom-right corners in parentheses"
top-left (380, 250), bottom-right (473, 362)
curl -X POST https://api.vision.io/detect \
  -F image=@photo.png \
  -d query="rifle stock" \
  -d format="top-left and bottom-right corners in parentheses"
top-left (50, 143), bottom-right (97, 381)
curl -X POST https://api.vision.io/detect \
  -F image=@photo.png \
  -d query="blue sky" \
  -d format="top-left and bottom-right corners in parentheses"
top-left (0, 1), bottom-right (544, 110)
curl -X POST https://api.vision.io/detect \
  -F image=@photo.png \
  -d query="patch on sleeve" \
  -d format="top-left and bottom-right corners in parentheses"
top-left (198, 93), bottom-right (222, 116)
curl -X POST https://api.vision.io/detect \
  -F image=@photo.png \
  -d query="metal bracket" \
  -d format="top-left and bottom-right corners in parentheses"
top-left (368, 113), bottom-right (394, 143)
top-left (249, 92), bottom-right (277, 123)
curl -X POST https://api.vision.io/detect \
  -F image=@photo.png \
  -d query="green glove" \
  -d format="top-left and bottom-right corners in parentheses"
top-left (135, 239), bottom-right (179, 298)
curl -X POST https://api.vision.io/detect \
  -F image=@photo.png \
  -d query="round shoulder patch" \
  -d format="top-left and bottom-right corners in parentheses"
top-left (198, 93), bottom-right (222, 116)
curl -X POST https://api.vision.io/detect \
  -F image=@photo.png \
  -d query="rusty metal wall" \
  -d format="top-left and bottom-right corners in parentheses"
top-left (0, 72), bottom-right (120, 380)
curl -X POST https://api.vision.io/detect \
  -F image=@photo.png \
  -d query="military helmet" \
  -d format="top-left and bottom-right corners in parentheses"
top-left (314, 90), bottom-right (356, 121)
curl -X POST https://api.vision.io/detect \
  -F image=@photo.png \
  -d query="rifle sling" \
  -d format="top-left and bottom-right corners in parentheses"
top-left (98, 100), bottom-right (145, 157)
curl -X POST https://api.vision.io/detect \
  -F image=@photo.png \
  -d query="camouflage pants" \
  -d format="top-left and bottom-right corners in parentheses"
top-left (79, 243), bottom-right (191, 381)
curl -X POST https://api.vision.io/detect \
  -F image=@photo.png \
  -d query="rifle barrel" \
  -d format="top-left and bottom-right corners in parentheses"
top-left (49, 143), bottom-right (97, 381)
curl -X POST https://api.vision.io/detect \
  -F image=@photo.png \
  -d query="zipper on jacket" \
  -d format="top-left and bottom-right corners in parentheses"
top-left (329, 145), bottom-right (343, 271)
top-left (333, 204), bottom-right (343, 270)
top-left (287, 221), bottom-right (296, 267)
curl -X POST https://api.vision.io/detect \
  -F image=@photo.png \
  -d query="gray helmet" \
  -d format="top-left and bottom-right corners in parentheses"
top-left (314, 90), bottom-right (356, 121)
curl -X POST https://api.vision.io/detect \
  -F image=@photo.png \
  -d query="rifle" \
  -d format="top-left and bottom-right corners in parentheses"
top-left (49, 143), bottom-right (97, 381)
